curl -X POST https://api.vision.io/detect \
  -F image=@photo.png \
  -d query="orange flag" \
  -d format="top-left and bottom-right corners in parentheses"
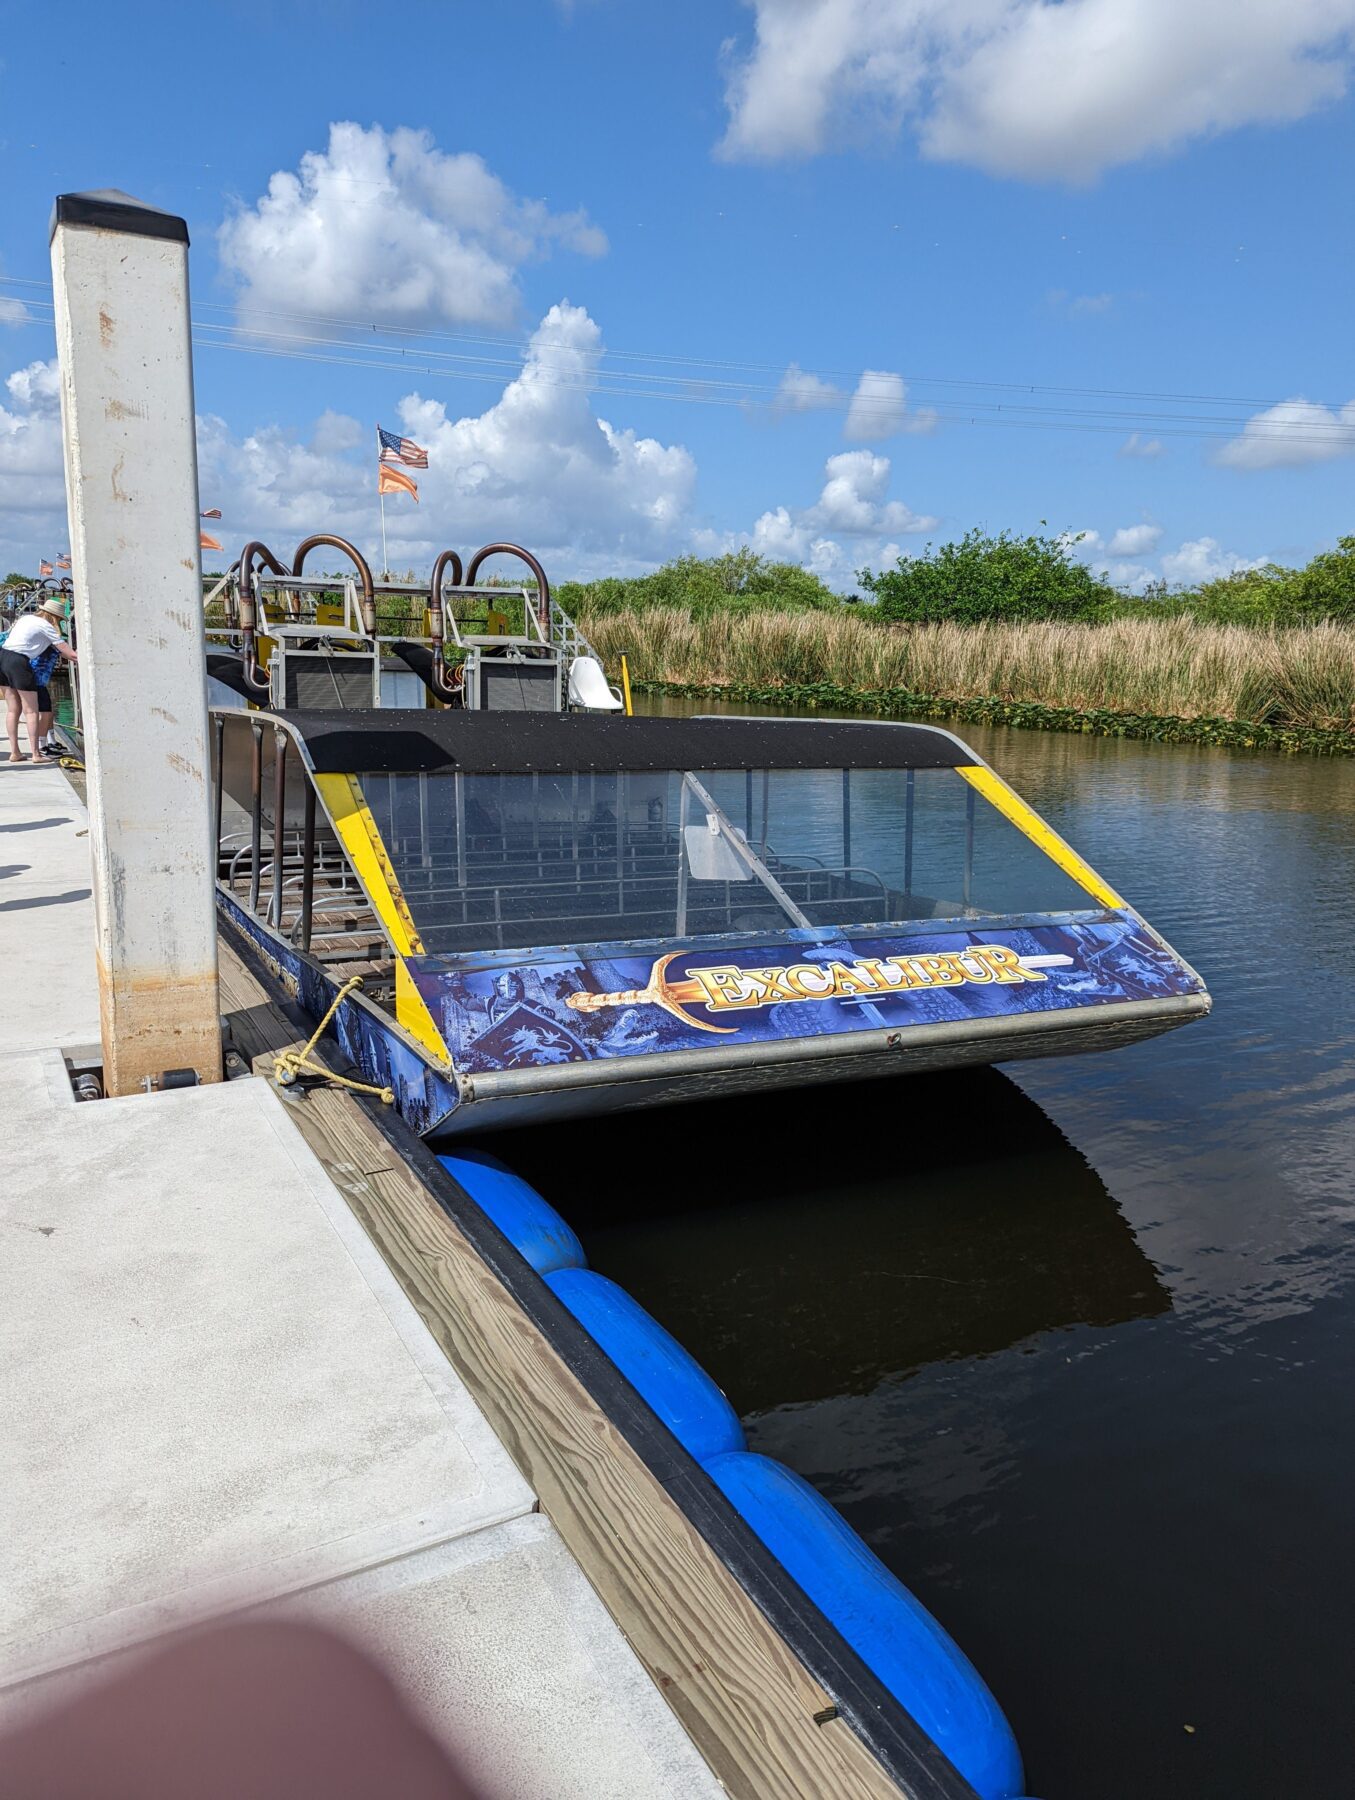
top-left (378, 462), bottom-right (419, 502)
top-left (200, 531), bottom-right (223, 552)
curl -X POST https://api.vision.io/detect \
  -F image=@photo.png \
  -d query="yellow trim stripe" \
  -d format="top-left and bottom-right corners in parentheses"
top-left (311, 771), bottom-right (453, 1065)
top-left (956, 765), bottom-right (1124, 911)
top-left (396, 959), bottom-right (452, 1067)
top-left (313, 771), bottom-right (424, 956)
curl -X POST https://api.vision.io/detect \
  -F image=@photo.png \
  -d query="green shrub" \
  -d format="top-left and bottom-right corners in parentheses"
top-left (556, 549), bottom-right (842, 620)
top-left (859, 528), bottom-right (1116, 624)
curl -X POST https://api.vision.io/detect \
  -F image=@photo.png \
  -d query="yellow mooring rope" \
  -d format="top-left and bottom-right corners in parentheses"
top-left (272, 975), bottom-right (396, 1104)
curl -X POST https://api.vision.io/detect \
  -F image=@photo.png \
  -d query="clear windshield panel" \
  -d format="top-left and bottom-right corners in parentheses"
top-left (359, 766), bottom-right (1097, 958)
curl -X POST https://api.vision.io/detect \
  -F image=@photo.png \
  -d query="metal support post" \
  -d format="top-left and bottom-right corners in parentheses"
top-left (300, 781), bottom-right (317, 952)
top-left (271, 730), bottom-right (288, 929)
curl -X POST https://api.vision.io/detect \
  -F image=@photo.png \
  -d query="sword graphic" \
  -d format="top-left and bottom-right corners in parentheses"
top-left (565, 949), bottom-right (1078, 1037)
top-left (565, 952), bottom-right (736, 1035)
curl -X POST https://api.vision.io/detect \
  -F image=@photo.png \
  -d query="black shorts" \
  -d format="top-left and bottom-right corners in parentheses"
top-left (0, 648), bottom-right (38, 693)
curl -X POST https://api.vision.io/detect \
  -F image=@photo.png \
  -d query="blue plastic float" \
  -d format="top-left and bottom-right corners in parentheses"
top-left (438, 1149), bottom-right (1030, 1800)
top-left (704, 1450), bottom-right (1025, 1800)
top-left (437, 1149), bottom-right (587, 1275)
top-left (546, 1267), bottom-right (746, 1465)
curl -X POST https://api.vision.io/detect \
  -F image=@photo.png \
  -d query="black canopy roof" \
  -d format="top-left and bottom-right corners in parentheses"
top-left (263, 708), bottom-right (974, 775)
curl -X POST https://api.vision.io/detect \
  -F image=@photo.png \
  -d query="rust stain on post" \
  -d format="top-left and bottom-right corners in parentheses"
top-left (167, 751), bottom-right (203, 784)
top-left (97, 957), bottom-right (223, 1095)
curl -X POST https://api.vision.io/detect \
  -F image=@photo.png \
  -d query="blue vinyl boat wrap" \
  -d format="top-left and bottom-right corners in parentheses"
top-left (406, 912), bottom-right (1203, 1074)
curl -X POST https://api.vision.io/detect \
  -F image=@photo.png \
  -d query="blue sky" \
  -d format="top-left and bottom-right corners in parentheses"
top-left (2, 0), bottom-right (1353, 588)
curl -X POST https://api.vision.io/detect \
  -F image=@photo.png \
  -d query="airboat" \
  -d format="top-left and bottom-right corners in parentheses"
top-left (204, 535), bottom-right (1210, 1141)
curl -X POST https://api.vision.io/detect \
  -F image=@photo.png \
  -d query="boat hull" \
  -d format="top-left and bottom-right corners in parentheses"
top-left (432, 990), bottom-right (1206, 1137)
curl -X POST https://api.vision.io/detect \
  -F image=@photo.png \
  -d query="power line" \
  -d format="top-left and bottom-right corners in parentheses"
top-left (4, 275), bottom-right (1351, 444)
top-left (183, 334), bottom-right (1354, 447)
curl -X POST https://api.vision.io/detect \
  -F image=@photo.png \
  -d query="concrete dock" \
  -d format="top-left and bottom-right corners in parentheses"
top-left (0, 753), bottom-right (722, 1797)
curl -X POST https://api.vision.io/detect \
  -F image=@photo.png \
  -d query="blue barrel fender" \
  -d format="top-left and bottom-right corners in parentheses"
top-left (437, 1149), bottom-right (587, 1276)
top-left (546, 1268), bottom-right (746, 1466)
top-left (704, 1451), bottom-right (1025, 1800)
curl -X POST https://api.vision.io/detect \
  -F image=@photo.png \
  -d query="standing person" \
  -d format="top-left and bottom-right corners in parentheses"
top-left (1, 600), bottom-right (76, 763)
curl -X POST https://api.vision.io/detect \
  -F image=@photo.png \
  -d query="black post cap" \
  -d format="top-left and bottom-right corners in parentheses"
top-left (50, 190), bottom-right (189, 246)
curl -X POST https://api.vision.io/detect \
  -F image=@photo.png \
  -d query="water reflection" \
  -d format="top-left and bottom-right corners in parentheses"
top-left (484, 1068), bottom-right (1168, 1414)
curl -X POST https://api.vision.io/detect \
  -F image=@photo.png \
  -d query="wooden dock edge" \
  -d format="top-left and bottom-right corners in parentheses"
top-left (216, 936), bottom-right (978, 1800)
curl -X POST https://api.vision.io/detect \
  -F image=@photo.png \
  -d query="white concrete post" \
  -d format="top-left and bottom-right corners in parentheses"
top-left (50, 191), bottom-right (222, 1093)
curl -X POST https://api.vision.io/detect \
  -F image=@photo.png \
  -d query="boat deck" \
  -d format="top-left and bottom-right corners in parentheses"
top-left (0, 755), bottom-right (721, 1798)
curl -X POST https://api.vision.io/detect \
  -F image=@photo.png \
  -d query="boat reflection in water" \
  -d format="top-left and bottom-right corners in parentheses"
top-left (483, 1065), bottom-right (1168, 1412)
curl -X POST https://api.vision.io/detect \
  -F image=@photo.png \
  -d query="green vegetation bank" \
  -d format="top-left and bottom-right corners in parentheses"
top-left (561, 534), bottom-right (1355, 754)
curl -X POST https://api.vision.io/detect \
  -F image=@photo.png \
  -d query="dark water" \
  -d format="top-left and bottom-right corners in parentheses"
top-left (481, 712), bottom-right (1355, 1800)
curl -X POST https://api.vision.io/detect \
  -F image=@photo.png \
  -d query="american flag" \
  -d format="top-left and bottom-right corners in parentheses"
top-left (56, 555), bottom-right (72, 569)
top-left (39, 560), bottom-right (53, 576)
top-left (200, 507), bottom-right (223, 520)
top-left (378, 426), bottom-right (429, 469)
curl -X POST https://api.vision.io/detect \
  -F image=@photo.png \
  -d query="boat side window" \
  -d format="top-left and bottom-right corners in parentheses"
top-left (357, 765), bottom-right (1099, 957)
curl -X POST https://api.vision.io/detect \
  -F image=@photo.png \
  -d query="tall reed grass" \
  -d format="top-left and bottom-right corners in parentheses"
top-left (582, 609), bottom-right (1355, 733)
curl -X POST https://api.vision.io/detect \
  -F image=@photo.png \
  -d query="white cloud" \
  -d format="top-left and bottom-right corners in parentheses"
top-left (0, 309), bottom-right (690, 578)
top-left (843, 369), bottom-right (937, 440)
top-left (772, 362), bottom-right (844, 414)
top-left (397, 303), bottom-right (695, 562)
top-left (1159, 537), bottom-right (1267, 585)
top-left (1107, 522), bottom-right (1163, 555)
top-left (311, 409), bottom-right (366, 454)
top-left (194, 303), bottom-right (696, 576)
top-left (812, 450), bottom-right (932, 533)
top-left (1216, 396), bottom-right (1355, 470)
top-left (1103, 560), bottom-right (1158, 594)
top-left (195, 412), bottom-right (374, 547)
top-left (6, 359), bottom-right (61, 412)
top-left (219, 122), bottom-right (607, 331)
top-left (719, 0), bottom-right (1355, 181)
top-left (0, 298), bottom-right (31, 328)
top-left (768, 363), bottom-right (937, 439)
top-left (1048, 288), bottom-right (1115, 317)
top-left (1120, 433), bottom-right (1165, 458)
top-left (0, 358), bottom-right (67, 563)
top-left (1054, 523), bottom-right (1263, 590)
top-left (740, 449), bottom-right (937, 586)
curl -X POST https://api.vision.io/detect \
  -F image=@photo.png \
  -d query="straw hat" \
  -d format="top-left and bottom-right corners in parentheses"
top-left (37, 599), bottom-right (67, 620)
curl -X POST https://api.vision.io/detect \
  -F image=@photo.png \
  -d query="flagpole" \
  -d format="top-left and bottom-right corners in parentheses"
top-left (376, 424), bottom-right (389, 579)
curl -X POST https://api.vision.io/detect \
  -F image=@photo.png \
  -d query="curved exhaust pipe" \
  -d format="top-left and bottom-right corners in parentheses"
top-left (427, 550), bottom-right (464, 698)
top-left (236, 540), bottom-right (288, 692)
top-left (292, 535), bottom-right (377, 638)
top-left (464, 542), bottom-right (551, 635)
